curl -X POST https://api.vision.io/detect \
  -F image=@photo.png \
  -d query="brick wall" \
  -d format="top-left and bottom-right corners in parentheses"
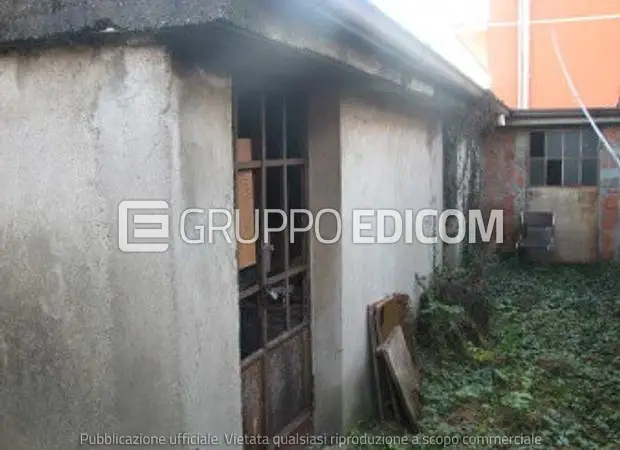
top-left (483, 125), bottom-right (620, 261)
top-left (599, 128), bottom-right (620, 260)
top-left (482, 130), bottom-right (526, 251)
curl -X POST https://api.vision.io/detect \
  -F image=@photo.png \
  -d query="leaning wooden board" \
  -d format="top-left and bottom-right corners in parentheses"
top-left (374, 294), bottom-right (408, 344)
top-left (377, 325), bottom-right (422, 430)
top-left (367, 304), bottom-right (386, 420)
top-left (368, 294), bottom-right (409, 423)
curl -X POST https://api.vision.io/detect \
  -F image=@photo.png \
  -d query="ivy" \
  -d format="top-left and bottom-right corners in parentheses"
top-left (350, 259), bottom-right (620, 449)
top-left (442, 91), bottom-right (501, 264)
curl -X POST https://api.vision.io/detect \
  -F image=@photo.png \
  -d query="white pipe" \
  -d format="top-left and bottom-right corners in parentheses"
top-left (517, 0), bottom-right (524, 108)
top-left (522, 0), bottom-right (530, 108)
top-left (457, 13), bottom-right (620, 31)
top-left (550, 29), bottom-right (620, 169)
top-left (517, 0), bottom-right (531, 108)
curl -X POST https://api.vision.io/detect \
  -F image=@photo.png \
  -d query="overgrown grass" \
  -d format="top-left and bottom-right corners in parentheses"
top-left (351, 259), bottom-right (620, 449)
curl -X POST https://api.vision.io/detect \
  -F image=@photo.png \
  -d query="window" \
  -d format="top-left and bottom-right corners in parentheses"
top-left (529, 129), bottom-right (600, 187)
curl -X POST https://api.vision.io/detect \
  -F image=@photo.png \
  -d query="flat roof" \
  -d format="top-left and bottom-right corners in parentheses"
top-left (0, 0), bottom-right (231, 44)
top-left (0, 0), bottom-right (505, 109)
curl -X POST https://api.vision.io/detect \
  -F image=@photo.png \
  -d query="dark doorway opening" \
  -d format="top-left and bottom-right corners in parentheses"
top-left (234, 85), bottom-right (313, 448)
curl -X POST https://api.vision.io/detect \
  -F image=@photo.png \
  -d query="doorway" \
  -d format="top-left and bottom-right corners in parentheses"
top-left (234, 85), bottom-right (313, 448)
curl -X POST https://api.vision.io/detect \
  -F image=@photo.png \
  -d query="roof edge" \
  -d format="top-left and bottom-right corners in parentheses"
top-left (506, 108), bottom-right (620, 127)
top-left (316, 0), bottom-right (493, 101)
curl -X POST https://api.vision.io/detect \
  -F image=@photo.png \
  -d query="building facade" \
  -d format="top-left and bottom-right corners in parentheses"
top-left (460, 0), bottom-right (620, 108)
top-left (458, 1), bottom-right (620, 261)
top-left (484, 110), bottom-right (620, 262)
top-left (0, 1), bottom-right (499, 449)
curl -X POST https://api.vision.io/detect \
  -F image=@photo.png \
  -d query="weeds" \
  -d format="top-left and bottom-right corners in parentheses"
top-left (415, 249), bottom-right (494, 356)
top-left (350, 259), bottom-right (620, 449)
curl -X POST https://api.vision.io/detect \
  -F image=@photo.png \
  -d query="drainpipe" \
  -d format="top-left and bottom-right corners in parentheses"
top-left (523, 0), bottom-right (531, 108)
top-left (517, 0), bottom-right (522, 108)
top-left (517, 0), bottom-right (531, 108)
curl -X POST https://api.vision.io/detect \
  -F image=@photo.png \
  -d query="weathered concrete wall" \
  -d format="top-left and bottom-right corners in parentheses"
top-left (0, 45), bottom-right (242, 449)
top-left (338, 95), bottom-right (442, 429)
top-left (172, 67), bottom-right (242, 442)
top-left (527, 187), bottom-right (599, 263)
top-left (309, 93), bottom-right (442, 434)
top-left (308, 92), bottom-right (344, 436)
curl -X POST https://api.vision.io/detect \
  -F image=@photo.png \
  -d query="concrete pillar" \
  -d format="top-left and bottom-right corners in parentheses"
top-left (308, 91), bottom-right (344, 436)
top-left (308, 91), bottom-right (443, 434)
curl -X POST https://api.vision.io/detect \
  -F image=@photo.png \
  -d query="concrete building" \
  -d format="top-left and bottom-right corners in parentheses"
top-left (0, 1), bottom-right (501, 449)
top-left (459, 0), bottom-right (620, 109)
top-left (484, 109), bottom-right (620, 262)
top-left (451, 1), bottom-right (620, 261)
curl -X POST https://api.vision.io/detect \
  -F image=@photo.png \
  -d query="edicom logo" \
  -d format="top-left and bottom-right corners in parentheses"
top-left (117, 200), bottom-right (504, 253)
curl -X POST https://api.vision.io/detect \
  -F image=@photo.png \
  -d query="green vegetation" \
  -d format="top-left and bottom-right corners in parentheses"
top-left (351, 259), bottom-right (620, 449)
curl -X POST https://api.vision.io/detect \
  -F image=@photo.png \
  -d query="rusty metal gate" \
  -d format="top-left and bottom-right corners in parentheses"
top-left (234, 86), bottom-right (313, 448)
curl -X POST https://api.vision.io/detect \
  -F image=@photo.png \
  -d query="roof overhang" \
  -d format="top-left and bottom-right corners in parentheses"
top-left (505, 108), bottom-right (620, 127)
top-left (0, 0), bottom-right (507, 123)
top-left (315, 0), bottom-right (502, 105)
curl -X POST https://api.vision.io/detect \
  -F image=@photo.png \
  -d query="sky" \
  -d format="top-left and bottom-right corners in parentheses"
top-left (372, 0), bottom-right (491, 88)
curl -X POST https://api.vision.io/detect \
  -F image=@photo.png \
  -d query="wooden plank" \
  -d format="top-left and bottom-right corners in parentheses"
top-left (236, 138), bottom-right (257, 270)
top-left (367, 305), bottom-right (385, 421)
top-left (368, 294), bottom-right (410, 424)
top-left (374, 295), bottom-right (408, 424)
top-left (384, 362), bottom-right (404, 425)
top-left (374, 294), bottom-right (407, 345)
top-left (377, 325), bottom-right (421, 430)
